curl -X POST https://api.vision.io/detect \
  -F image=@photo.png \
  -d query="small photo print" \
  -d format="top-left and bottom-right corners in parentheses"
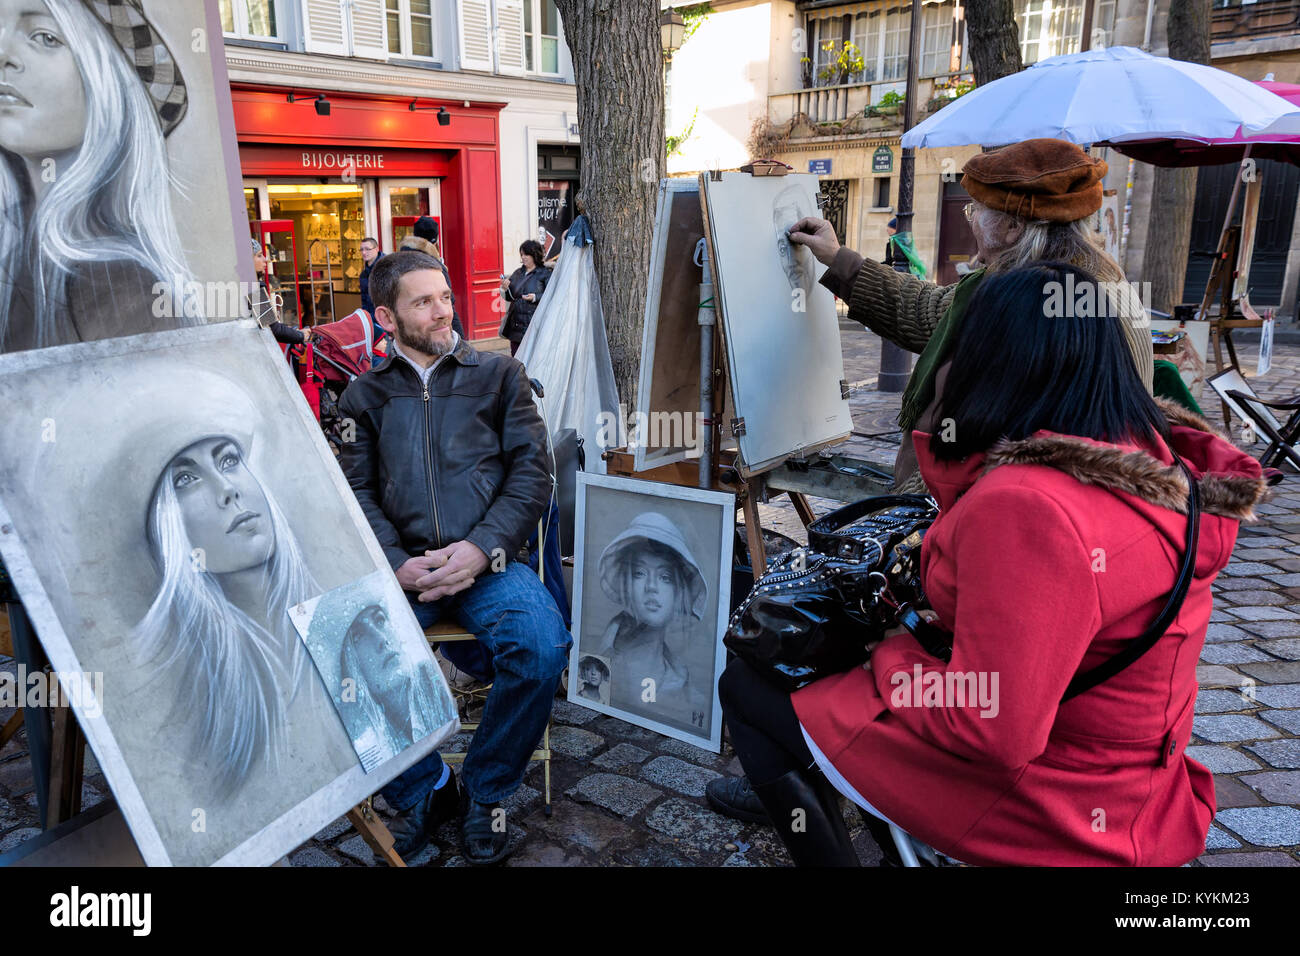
top-left (575, 653), bottom-right (612, 706)
top-left (292, 570), bottom-right (458, 773)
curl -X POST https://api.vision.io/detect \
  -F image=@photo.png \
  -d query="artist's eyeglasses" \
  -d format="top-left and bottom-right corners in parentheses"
top-left (963, 202), bottom-right (975, 223)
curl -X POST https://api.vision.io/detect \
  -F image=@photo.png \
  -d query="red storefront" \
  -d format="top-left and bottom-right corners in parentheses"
top-left (231, 85), bottom-right (505, 340)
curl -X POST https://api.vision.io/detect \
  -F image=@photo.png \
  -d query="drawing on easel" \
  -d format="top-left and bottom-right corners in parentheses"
top-left (291, 570), bottom-right (457, 773)
top-left (773, 182), bottom-right (818, 300)
top-left (0, 0), bottom-right (244, 354)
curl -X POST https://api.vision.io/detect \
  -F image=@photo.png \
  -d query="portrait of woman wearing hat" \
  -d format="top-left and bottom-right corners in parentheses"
top-left (126, 367), bottom-right (349, 801)
top-left (589, 512), bottom-right (713, 735)
top-left (0, 0), bottom-right (202, 353)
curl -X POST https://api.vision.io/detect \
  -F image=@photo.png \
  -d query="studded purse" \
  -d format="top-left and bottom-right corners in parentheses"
top-left (723, 495), bottom-right (946, 692)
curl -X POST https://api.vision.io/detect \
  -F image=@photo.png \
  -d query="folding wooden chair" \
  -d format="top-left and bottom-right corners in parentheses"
top-left (423, 518), bottom-right (556, 817)
top-left (1208, 368), bottom-right (1300, 472)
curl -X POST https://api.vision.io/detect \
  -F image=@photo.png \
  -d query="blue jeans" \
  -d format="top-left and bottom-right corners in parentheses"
top-left (379, 561), bottom-right (571, 809)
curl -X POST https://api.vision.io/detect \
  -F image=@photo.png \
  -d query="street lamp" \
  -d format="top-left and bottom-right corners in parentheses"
top-left (660, 8), bottom-right (685, 61)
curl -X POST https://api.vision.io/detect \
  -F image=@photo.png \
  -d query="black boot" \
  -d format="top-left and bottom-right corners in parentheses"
top-left (751, 769), bottom-right (861, 867)
top-left (706, 775), bottom-right (771, 824)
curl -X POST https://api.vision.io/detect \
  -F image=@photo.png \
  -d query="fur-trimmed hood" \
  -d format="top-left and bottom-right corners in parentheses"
top-left (918, 399), bottom-right (1269, 521)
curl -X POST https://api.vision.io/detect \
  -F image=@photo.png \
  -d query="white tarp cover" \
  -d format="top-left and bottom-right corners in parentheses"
top-left (515, 217), bottom-right (619, 472)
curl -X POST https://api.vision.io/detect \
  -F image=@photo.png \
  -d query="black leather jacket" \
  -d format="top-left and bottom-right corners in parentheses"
top-left (337, 337), bottom-right (552, 571)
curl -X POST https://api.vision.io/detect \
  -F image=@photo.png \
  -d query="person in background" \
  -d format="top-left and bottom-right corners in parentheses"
top-left (250, 238), bottom-right (312, 346)
top-left (413, 216), bottom-right (444, 265)
top-left (499, 240), bottom-right (551, 356)
top-left (884, 217), bottom-right (898, 267)
top-left (359, 237), bottom-right (383, 316)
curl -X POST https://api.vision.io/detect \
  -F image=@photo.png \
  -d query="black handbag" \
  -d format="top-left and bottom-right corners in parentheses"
top-left (725, 456), bottom-right (1201, 699)
top-left (723, 495), bottom-right (942, 692)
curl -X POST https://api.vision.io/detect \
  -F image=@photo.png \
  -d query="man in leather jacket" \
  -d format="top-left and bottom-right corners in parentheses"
top-left (338, 250), bottom-right (571, 864)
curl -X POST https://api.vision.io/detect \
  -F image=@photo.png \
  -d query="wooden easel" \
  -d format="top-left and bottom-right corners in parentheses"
top-left (1195, 163), bottom-right (1268, 422)
top-left (2, 604), bottom-right (407, 866)
top-left (609, 161), bottom-right (893, 577)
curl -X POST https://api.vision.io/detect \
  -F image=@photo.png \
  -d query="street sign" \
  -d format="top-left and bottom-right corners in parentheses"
top-left (808, 158), bottom-right (832, 175)
top-left (872, 147), bottom-right (894, 173)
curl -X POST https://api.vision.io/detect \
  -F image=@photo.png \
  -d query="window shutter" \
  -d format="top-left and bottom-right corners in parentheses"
top-left (495, 0), bottom-right (527, 75)
top-left (303, 0), bottom-right (349, 56)
top-left (458, 0), bottom-right (495, 71)
top-left (348, 0), bottom-right (389, 60)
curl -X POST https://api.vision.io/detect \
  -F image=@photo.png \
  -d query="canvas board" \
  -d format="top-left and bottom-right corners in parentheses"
top-left (0, 320), bottom-right (457, 866)
top-left (633, 179), bottom-right (707, 471)
top-left (1151, 319), bottom-right (1211, 401)
top-left (291, 570), bottom-right (458, 774)
top-left (0, 0), bottom-right (247, 356)
top-left (632, 177), bottom-right (737, 472)
top-left (1208, 367), bottom-right (1283, 435)
top-left (568, 474), bottom-right (733, 752)
top-left (700, 172), bottom-right (852, 477)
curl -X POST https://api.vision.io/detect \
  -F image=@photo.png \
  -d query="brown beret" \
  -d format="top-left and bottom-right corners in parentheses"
top-left (961, 139), bottom-right (1107, 223)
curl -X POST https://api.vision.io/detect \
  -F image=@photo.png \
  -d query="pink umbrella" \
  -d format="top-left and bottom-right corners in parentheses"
top-left (1109, 80), bottom-right (1300, 167)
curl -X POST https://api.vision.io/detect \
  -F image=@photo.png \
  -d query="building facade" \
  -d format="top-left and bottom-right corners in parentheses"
top-left (222, 0), bottom-right (579, 340)
top-left (665, 0), bottom-right (1300, 321)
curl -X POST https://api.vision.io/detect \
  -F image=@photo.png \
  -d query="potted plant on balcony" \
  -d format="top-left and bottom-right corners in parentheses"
top-left (925, 78), bottom-right (973, 114)
top-left (866, 90), bottom-right (905, 118)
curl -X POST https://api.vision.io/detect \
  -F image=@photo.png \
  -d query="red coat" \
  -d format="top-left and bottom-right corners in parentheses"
top-left (793, 402), bottom-right (1267, 866)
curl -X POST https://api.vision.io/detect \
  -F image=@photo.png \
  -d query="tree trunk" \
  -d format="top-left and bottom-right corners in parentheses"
top-left (553, 0), bottom-right (664, 409)
top-left (964, 0), bottom-right (1023, 87)
top-left (1143, 0), bottom-right (1212, 313)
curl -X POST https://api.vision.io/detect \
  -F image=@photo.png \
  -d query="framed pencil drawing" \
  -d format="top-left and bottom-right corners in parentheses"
top-left (568, 473), bottom-right (733, 752)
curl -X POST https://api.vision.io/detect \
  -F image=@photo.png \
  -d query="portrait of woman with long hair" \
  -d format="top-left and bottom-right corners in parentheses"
top-left (120, 366), bottom-right (339, 801)
top-left (0, 0), bottom-right (199, 352)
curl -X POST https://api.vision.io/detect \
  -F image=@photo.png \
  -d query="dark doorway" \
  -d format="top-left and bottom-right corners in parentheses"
top-left (935, 180), bottom-right (978, 286)
top-left (538, 144), bottom-right (581, 259)
top-left (1183, 157), bottom-right (1300, 316)
top-left (819, 179), bottom-right (852, 243)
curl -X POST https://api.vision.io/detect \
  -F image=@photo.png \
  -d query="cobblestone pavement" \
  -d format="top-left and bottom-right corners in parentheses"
top-left (1, 327), bottom-right (1297, 866)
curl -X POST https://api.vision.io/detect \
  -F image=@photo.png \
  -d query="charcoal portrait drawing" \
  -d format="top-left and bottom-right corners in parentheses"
top-left (0, 324), bottom-right (456, 866)
top-left (570, 475), bottom-right (732, 750)
top-left (0, 0), bottom-right (241, 354)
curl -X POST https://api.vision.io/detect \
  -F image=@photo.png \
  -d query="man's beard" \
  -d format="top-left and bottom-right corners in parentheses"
top-left (394, 307), bottom-right (454, 358)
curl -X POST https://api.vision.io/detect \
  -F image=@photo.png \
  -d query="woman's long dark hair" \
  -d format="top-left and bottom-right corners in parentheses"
top-left (930, 262), bottom-right (1168, 461)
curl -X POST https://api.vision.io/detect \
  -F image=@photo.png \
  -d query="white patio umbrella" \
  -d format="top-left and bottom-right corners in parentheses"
top-left (901, 46), bottom-right (1300, 149)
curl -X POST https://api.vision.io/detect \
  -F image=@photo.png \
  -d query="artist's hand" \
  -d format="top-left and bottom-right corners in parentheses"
top-left (788, 216), bottom-right (841, 266)
top-left (396, 554), bottom-right (440, 593)
top-left (524, 293), bottom-right (537, 303)
top-left (416, 540), bottom-right (490, 601)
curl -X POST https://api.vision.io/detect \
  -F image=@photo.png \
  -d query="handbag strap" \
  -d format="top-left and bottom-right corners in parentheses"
top-left (1060, 455), bottom-right (1201, 704)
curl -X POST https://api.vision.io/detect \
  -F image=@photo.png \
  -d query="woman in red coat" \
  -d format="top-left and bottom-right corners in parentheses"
top-left (718, 263), bottom-right (1268, 866)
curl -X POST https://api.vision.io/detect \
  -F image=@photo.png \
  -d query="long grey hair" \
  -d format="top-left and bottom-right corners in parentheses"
top-left (0, 0), bottom-right (197, 349)
top-left (975, 204), bottom-right (1152, 387)
top-left (132, 445), bottom-right (317, 798)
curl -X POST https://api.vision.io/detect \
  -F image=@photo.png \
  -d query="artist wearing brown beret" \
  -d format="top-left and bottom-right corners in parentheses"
top-left (790, 137), bottom-right (1152, 493)
top-left (704, 137), bottom-right (1157, 828)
